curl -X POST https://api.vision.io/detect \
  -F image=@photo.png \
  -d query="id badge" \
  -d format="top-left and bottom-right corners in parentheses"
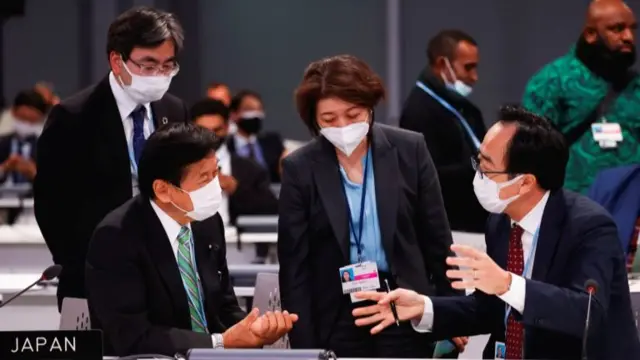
top-left (494, 341), bottom-right (506, 359)
top-left (339, 261), bottom-right (380, 303)
top-left (592, 123), bottom-right (623, 143)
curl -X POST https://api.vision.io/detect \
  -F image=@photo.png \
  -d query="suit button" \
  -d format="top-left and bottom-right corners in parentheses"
top-left (213, 244), bottom-right (220, 251)
top-left (535, 318), bottom-right (544, 325)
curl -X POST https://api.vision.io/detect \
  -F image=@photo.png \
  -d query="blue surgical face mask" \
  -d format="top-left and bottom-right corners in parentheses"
top-left (442, 58), bottom-right (473, 97)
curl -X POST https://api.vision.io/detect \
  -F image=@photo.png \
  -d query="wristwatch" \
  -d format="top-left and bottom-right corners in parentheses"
top-left (212, 333), bottom-right (224, 349)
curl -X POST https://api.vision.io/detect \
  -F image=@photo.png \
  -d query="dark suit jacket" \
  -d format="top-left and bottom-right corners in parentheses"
top-left (227, 132), bottom-right (284, 183)
top-left (428, 190), bottom-right (640, 360)
top-left (228, 154), bottom-right (278, 222)
top-left (277, 123), bottom-right (459, 349)
top-left (86, 196), bottom-right (245, 357)
top-left (588, 164), bottom-right (640, 253)
top-left (34, 75), bottom-right (188, 307)
top-left (399, 70), bottom-right (488, 233)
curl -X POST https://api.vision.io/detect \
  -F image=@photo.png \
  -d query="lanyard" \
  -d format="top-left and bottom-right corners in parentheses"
top-left (343, 150), bottom-right (370, 263)
top-left (503, 227), bottom-right (540, 327)
top-left (415, 81), bottom-right (481, 150)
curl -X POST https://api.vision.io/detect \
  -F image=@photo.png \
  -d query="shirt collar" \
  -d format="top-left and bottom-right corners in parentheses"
top-left (512, 191), bottom-right (550, 235)
top-left (234, 132), bottom-right (257, 148)
top-left (216, 145), bottom-right (230, 162)
top-left (108, 72), bottom-right (152, 120)
top-left (150, 199), bottom-right (190, 243)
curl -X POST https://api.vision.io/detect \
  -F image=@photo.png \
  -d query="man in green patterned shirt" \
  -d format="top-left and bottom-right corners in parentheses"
top-left (523, 0), bottom-right (640, 194)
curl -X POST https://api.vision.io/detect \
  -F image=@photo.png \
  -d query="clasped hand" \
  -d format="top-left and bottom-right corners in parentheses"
top-left (223, 308), bottom-right (298, 348)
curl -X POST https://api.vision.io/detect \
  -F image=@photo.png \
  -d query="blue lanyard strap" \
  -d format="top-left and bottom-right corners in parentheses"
top-left (344, 150), bottom-right (370, 263)
top-left (415, 81), bottom-right (481, 150)
top-left (503, 227), bottom-right (540, 327)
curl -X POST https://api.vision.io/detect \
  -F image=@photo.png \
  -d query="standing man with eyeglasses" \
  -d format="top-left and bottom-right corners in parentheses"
top-left (34, 6), bottom-right (189, 309)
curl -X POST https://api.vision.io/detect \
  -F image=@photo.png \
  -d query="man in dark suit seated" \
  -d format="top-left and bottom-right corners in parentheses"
top-left (86, 123), bottom-right (297, 357)
top-left (0, 90), bottom-right (48, 185)
top-left (190, 98), bottom-right (278, 225)
top-left (35, 6), bottom-right (190, 309)
top-left (353, 105), bottom-right (640, 360)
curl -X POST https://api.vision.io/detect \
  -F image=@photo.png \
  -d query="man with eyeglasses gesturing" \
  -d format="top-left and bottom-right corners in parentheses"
top-left (352, 106), bottom-right (639, 360)
top-left (34, 6), bottom-right (190, 309)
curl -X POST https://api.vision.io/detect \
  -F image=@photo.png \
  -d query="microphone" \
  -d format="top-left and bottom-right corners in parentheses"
top-left (0, 264), bottom-right (62, 308)
top-left (582, 279), bottom-right (599, 360)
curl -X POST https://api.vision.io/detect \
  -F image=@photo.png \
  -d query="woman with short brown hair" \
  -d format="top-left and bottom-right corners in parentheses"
top-left (277, 54), bottom-right (460, 357)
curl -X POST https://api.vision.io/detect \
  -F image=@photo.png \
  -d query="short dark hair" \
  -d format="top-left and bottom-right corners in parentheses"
top-left (13, 89), bottom-right (48, 114)
top-left (294, 54), bottom-right (386, 135)
top-left (498, 105), bottom-right (569, 191)
top-left (106, 6), bottom-right (184, 61)
top-left (190, 99), bottom-right (230, 123)
top-left (427, 29), bottom-right (477, 66)
top-left (229, 89), bottom-right (262, 112)
top-left (138, 123), bottom-right (217, 199)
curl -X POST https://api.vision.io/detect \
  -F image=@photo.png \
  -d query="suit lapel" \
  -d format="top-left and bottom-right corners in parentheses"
top-left (491, 215), bottom-right (511, 269)
top-left (312, 138), bottom-right (350, 260)
top-left (371, 126), bottom-right (398, 267)
top-left (150, 100), bottom-right (170, 128)
top-left (531, 191), bottom-right (566, 281)
top-left (92, 76), bottom-right (132, 196)
top-left (142, 199), bottom-right (191, 328)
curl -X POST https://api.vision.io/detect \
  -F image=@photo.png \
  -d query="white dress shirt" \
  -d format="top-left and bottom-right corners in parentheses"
top-left (149, 200), bottom-right (221, 345)
top-left (108, 72), bottom-right (154, 196)
top-left (413, 191), bottom-right (551, 332)
top-left (216, 146), bottom-right (232, 225)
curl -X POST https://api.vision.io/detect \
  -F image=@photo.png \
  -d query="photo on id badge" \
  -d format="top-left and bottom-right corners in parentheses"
top-left (494, 341), bottom-right (506, 360)
top-left (339, 262), bottom-right (380, 303)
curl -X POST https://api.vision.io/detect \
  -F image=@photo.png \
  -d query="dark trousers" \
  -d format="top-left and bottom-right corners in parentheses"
top-left (325, 273), bottom-right (435, 358)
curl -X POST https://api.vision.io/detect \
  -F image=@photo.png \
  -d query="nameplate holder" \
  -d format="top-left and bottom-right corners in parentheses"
top-left (0, 330), bottom-right (102, 359)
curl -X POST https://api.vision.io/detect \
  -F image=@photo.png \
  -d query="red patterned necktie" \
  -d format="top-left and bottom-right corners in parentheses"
top-left (506, 224), bottom-right (525, 359)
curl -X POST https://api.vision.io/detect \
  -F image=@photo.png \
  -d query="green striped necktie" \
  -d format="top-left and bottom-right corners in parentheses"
top-left (177, 226), bottom-right (208, 333)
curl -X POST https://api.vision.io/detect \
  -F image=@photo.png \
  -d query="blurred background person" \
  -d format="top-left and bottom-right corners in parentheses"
top-left (190, 98), bottom-right (278, 228)
top-left (278, 54), bottom-right (463, 358)
top-left (523, 0), bottom-right (640, 194)
top-left (400, 29), bottom-right (487, 234)
top-left (34, 6), bottom-right (189, 309)
top-left (34, 81), bottom-right (60, 107)
top-left (588, 163), bottom-right (640, 273)
top-left (227, 89), bottom-right (286, 184)
top-left (206, 81), bottom-right (232, 107)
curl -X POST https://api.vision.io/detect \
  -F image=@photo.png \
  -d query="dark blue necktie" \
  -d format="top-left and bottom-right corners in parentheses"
top-left (131, 106), bottom-right (146, 164)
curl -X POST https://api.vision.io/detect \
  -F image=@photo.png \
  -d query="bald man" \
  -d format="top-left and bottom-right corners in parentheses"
top-left (523, 0), bottom-right (640, 194)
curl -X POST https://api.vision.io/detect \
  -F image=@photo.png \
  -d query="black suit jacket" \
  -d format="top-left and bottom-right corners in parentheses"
top-left (228, 154), bottom-right (278, 222)
top-left (399, 70), bottom-right (488, 233)
top-left (34, 75), bottom-right (188, 306)
top-left (86, 196), bottom-right (245, 357)
top-left (277, 123), bottom-right (460, 349)
top-left (227, 132), bottom-right (284, 183)
top-left (429, 190), bottom-right (640, 360)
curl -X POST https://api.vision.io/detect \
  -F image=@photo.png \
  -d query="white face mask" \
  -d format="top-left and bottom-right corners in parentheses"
top-left (320, 121), bottom-right (369, 156)
top-left (13, 118), bottom-right (43, 137)
top-left (473, 171), bottom-right (523, 214)
top-left (442, 58), bottom-right (473, 97)
top-left (172, 177), bottom-right (223, 221)
top-left (120, 60), bottom-right (173, 104)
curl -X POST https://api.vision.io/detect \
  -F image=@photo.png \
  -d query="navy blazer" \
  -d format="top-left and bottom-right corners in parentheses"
top-left (428, 190), bottom-right (640, 359)
top-left (588, 164), bottom-right (640, 253)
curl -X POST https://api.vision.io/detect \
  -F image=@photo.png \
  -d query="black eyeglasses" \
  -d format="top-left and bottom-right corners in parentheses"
top-left (470, 156), bottom-right (511, 179)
